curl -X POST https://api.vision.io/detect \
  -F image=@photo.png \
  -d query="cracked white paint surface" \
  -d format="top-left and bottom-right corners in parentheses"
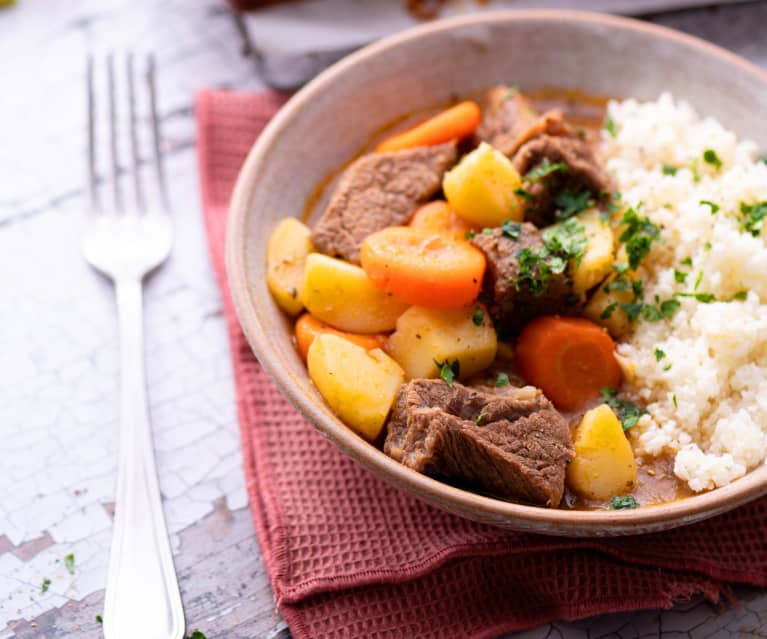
top-left (1, 0), bottom-right (766, 637)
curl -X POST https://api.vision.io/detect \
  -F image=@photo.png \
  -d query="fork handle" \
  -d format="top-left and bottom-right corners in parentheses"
top-left (103, 278), bottom-right (185, 639)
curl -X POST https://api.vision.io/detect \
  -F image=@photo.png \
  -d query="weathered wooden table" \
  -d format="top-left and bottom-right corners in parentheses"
top-left (2, 1), bottom-right (766, 637)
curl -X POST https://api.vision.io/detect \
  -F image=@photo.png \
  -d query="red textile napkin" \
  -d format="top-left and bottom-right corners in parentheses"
top-left (195, 89), bottom-right (767, 639)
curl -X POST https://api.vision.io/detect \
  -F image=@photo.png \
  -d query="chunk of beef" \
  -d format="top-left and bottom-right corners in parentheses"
top-left (470, 224), bottom-right (578, 334)
top-left (310, 142), bottom-right (458, 264)
top-left (513, 134), bottom-right (611, 227)
top-left (477, 86), bottom-right (571, 157)
top-left (385, 379), bottom-right (573, 506)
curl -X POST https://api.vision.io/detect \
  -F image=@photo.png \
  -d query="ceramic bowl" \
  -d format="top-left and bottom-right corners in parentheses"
top-left (226, 10), bottom-right (767, 535)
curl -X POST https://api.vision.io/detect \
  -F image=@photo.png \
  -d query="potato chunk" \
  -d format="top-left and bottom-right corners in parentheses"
top-left (266, 218), bottom-right (314, 316)
top-left (443, 142), bottom-right (523, 227)
top-left (571, 209), bottom-right (615, 297)
top-left (301, 253), bottom-right (409, 333)
top-left (567, 404), bottom-right (637, 501)
top-left (307, 334), bottom-right (404, 441)
top-left (387, 305), bottom-right (497, 380)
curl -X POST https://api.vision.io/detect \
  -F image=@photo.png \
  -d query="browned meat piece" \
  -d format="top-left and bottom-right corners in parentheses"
top-left (385, 379), bottom-right (574, 506)
top-left (470, 224), bottom-right (578, 335)
top-left (477, 86), bottom-right (571, 157)
top-left (513, 134), bottom-right (611, 227)
top-left (310, 142), bottom-right (458, 264)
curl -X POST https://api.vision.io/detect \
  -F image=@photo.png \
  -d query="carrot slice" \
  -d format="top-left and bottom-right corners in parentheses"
top-left (409, 200), bottom-right (478, 242)
top-left (375, 101), bottom-right (481, 153)
top-left (360, 226), bottom-right (485, 309)
top-left (294, 313), bottom-right (387, 362)
top-left (516, 316), bottom-right (622, 412)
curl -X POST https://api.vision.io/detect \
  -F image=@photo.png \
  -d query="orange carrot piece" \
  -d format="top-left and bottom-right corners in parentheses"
top-left (294, 313), bottom-right (387, 362)
top-left (516, 316), bottom-right (622, 412)
top-left (409, 200), bottom-right (478, 242)
top-left (375, 101), bottom-right (481, 153)
top-left (360, 226), bottom-right (485, 309)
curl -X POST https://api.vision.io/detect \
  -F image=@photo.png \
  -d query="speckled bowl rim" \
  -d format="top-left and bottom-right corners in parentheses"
top-left (226, 9), bottom-right (767, 536)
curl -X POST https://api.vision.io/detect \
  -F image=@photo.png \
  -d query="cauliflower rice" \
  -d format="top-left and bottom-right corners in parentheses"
top-left (602, 93), bottom-right (767, 492)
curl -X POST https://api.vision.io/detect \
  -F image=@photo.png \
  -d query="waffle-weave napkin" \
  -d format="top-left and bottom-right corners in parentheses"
top-left (195, 88), bottom-right (767, 639)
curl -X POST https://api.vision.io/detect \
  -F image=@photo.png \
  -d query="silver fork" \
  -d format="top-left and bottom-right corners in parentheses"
top-left (82, 53), bottom-right (185, 639)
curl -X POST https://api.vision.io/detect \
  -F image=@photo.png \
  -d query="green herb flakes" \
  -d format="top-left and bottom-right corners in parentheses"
top-left (600, 302), bottom-right (618, 320)
top-left (673, 394), bottom-right (678, 408)
top-left (64, 553), bottom-right (75, 575)
top-left (189, 631), bottom-right (207, 639)
top-left (619, 208), bottom-right (660, 270)
top-left (660, 299), bottom-right (681, 318)
top-left (482, 227), bottom-right (493, 236)
top-left (495, 372), bottom-right (510, 387)
top-left (610, 495), bottom-right (639, 510)
top-left (694, 270), bottom-right (703, 291)
top-left (680, 256), bottom-right (693, 267)
top-left (654, 348), bottom-right (666, 362)
top-left (464, 230), bottom-right (476, 240)
top-left (661, 164), bottom-right (678, 176)
top-left (663, 363), bottom-right (673, 371)
top-left (601, 387), bottom-right (647, 431)
top-left (514, 187), bottom-right (534, 202)
top-left (676, 292), bottom-right (716, 303)
top-left (704, 242), bottom-right (712, 252)
top-left (732, 290), bottom-right (748, 301)
top-left (472, 308), bottom-right (484, 326)
top-left (524, 158), bottom-right (569, 183)
top-left (501, 219), bottom-right (522, 240)
top-left (759, 154), bottom-right (767, 165)
top-left (620, 302), bottom-right (644, 323)
top-left (740, 201), bottom-right (767, 237)
top-left (41, 578), bottom-right (51, 594)
top-left (553, 190), bottom-right (593, 220)
top-left (475, 411), bottom-right (489, 425)
top-left (96, 615), bottom-right (103, 624)
top-left (434, 358), bottom-right (460, 387)
top-left (703, 148), bottom-right (723, 170)
top-left (700, 200), bottom-right (720, 214)
top-left (604, 278), bottom-right (630, 293)
top-left (604, 115), bottom-right (617, 138)
top-left (641, 304), bottom-right (663, 322)
top-left (674, 270), bottom-right (688, 284)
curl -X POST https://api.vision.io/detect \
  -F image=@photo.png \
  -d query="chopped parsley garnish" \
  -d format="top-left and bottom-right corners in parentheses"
top-left (732, 290), bottom-right (748, 301)
top-left (604, 115), bottom-right (617, 138)
top-left (618, 208), bottom-right (661, 270)
top-left (641, 304), bottom-right (663, 322)
top-left (613, 262), bottom-right (629, 275)
top-left (553, 189), bottom-right (594, 220)
top-left (703, 148), bottom-right (723, 170)
top-left (694, 270), bottom-right (703, 291)
top-left (475, 411), bottom-right (489, 425)
top-left (674, 270), bottom-right (688, 284)
top-left (434, 358), bottom-right (460, 387)
top-left (759, 154), bottom-right (767, 165)
top-left (64, 553), bottom-right (75, 575)
top-left (524, 158), bottom-right (569, 183)
top-left (661, 164), bottom-right (678, 176)
top-left (700, 200), bottom-right (720, 214)
top-left (663, 363), bottom-right (673, 371)
top-left (610, 495), bottom-right (639, 510)
top-left (704, 241), bottom-right (712, 252)
top-left (690, 158), bottom-right (702, 182)
top-left (464, 230), bottom-right (476, 240)
top-left (501, 219), bottom-right (522, 240)
top-left (472, 307), bottom-right (484, 326)
top-left (680, 256), bottom-right (693, 266)
top-left (739, 201), bottom-right (767, 237)
top-left (96, 614), bottom-right (103, 624)
top-left (601, 302), bottom-right (618, 320)
top-left (495, 372), bottom-right (510, 387)
top-left (482, 227), bottom-right (493, 235)
top-left (604, 278), bottom-right (631, 293)
top-left (601, 387), bottom-right (646, 431)
top-left (620, 302), bottom-right (644, 323)
top-left (189, 631), bottom-right (207, 639)
top-left (514, 187), bottom-right (534, 202)
top-left (41, 578), bottom-right (51, 593)
top-left (676, 292), bottom-right (716, 303)
top-left (502, 85), bottom-right (519, 101)
top-left (660, 299), bottom-right (681, 318)
top-left (654, 348), bottom-right (666, 361)
top-left (513, 218), bottom-right (587, 295)
top-left (673, 394), bottom-right (678, 408)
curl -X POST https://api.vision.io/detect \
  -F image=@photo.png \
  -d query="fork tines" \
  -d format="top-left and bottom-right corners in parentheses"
top-left (87, 52), bottom-right (169, 216)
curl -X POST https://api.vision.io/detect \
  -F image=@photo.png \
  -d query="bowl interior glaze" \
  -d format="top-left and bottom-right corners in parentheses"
top-left (226, 10), bottom-right (767, 536)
